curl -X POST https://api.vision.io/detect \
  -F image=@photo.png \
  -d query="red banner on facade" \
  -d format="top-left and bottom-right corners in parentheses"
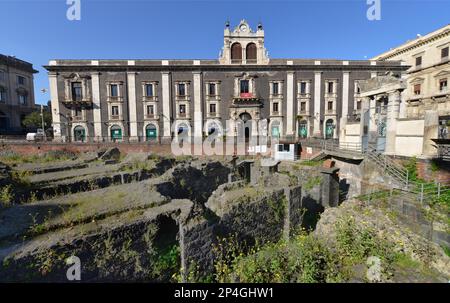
top-left (240, 92), bottom-right (253, 98)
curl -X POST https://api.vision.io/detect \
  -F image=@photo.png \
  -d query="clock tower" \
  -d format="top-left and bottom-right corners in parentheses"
top-left (219, 20), bottom-right (269, 65)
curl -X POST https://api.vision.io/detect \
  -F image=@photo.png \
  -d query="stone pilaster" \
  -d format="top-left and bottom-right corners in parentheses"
top-left (127, 72), bottom-right (138, 141)
top-left (340, 71), bottom-right (350, 143)
top-left (49, 72), bottom-right (65, 142)
top-left (91, 72), bottom-right (103, 141)
top-left (313, 71), bottom-right (322, 137)
top-left (286, 71), bottom-right (295, 136)
top-left (385, 90), bottom-right (401, 154)
top-left (161, 72), bottom-right (172, 142)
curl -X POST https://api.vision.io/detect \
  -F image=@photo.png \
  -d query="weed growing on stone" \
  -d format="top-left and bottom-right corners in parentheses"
top-left (0, 184), bottom-right (13, 207)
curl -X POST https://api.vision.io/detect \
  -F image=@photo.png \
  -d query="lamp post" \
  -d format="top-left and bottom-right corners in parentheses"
top-left (40, 88), bottom-right (48, 141)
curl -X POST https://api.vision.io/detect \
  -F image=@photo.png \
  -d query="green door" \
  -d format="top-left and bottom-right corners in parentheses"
top-left (146, 126), bottom-right (157, 141)
top-left (111, 127), bottom-right (122, 141)
top-left (74, 127), bottom-right (85, 142)
top-left (299, 122), bottom-right (307, 138)
top-left (325, 120), bottom-right (334, 139)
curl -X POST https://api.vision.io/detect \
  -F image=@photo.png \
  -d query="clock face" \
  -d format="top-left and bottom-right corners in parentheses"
top-left (240, 24), bottom-right (247, 32)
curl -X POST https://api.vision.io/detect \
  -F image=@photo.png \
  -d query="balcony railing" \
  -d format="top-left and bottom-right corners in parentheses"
top-left (231, 59), bottom-right (242, 64)
top-left (246, 59), bottom-right (257, 64)
top-left (107, 96), bottom-right (124, 102)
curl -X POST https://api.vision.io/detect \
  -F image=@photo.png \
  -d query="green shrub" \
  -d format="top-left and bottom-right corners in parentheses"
top-left (0, 184), bottom-right (14, 206)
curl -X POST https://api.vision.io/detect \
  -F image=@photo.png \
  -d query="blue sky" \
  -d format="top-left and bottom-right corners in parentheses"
top-left (1, 0), bottom-right (449, 105)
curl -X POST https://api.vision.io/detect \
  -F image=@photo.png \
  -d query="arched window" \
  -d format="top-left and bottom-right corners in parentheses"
top-left (177, 123), bottom-right (189, 137)
top-left (246, 43), bottom-right (257, 61)
top-left (73, 126), bottom-right (86, 142)
top-left (231, 43), bottom-right (242, 61)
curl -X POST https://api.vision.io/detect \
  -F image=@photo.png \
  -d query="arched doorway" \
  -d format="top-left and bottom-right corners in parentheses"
top-left (110, 125), bottom-right (122, 141)
top-left (177, 123), bottom-right (189, 138)
top-left (0, 110), bottom-right (8, 131)
top-left (325, 119), bottom-right (334, 139)
top-left (271, 121), bottom-right (280, 138)
top-left (231, 43), bottom-right (242, 62)
top-left (145, 124), bottom-right (157, 141)
top-left (246, 43), bottom-right (257, 62)
top-left (299, 120), bottom-right (308, 138)
top-left (73, 126), bottom-right (86, 142)
top-left (239, 112), bottom-right (252, 139)
top-left (207, 121), bottom-right (220, 136)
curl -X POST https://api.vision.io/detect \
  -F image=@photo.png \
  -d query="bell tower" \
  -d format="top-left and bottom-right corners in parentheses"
top-left (219, 20), bottom-right (269, 65)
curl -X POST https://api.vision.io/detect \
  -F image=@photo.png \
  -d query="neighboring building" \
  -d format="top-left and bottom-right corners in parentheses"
top-left (45, 20), bottom-right (406, 143)
top-left (0, 54), bottom-right (38, 134)
top-left (373, 24), bottom-right (450, 138)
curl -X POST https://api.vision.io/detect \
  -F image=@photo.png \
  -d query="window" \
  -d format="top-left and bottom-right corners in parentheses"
top-left (246, 43), bottom-right (257, 61)
top-left (355, 83), bottom-right (361, 94)
top-left (111, 106), bottom-right (119, 116)
top-left (300, 102), bottom-right (306, 112)
top-left (71, 82), bottom-right (82, 101)
top-left (74, 107), bottom-right (82, 118)
top-left (146, 105), bottom-right (154, 116)
top-left (145, 84), bottom-right (153, 97)
top-left (278, 144), bottom-right (290, 152)
top-left (178, 83), bottom-right (186, 96)
top-left (442, 47), bottom-right (449, 59)
top-left (327, 101), bottom-right (333, 111)
top-left (208, 83), bottom-right (216, 96)
top-left (0, 87), bottom-right (6, 103)
top-left (273, 102), bottom-right (279, 113)
top-left (300, 82), bottom-right (307, 94)
top-left (272, 82), bottom-right (279, 95)
top-left (231, 43), bottom-right (242, 61)
top-left (110, 84), bottom-right (119, 97)
top-left (327, 82), bottom-right (334, 94)
top-left (240, 80), bottom-right (249, 94)
top-left (209, 103), bottom-right (216, 113)
top-left (440, 79), bottom-right (448, 92)
top-left (414, 84), bottom-right (421, 95)
top-left (17, 76), bottom-right (26, 85)
top-left (415, 56), bottom-right (422, 67)
top-left (18, 94), bottom-right (27, 105)
top-left (356, 100), bottom-right (362, 110)
top-left (0, 71), bottom-right (4, 82)
top-left (179, 104), bottom-right (186, 115)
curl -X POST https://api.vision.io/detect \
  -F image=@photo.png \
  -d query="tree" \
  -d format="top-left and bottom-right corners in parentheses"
top-left (22, 111), bottom-right (52, 130)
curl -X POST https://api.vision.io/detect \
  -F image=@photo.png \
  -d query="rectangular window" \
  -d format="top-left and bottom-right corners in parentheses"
top-left (327, 82), bottom-right (334, 94)
top-left (240, 80), bottom-right (249, 94)
top-left (209, 103), bottom-right (216, 113)
top-left (272, 82), bottom-right (279, 95)
top-left (18, 94), bottom-right (27, 105)
top-left (17, 76), bottom-right (26, 85)
top-left (440, 79), bottom-right (448, 92)
top-left (179, 104), bottom-right (186, 114)
top-left (110, 84), bottom-right (119, 97)
top-left (74, 107), bottom-right (82, 117)
top-left (283, 144), bottom-right (290, 152)
top-left (147, 105), bottom-right (154, 116)
top-left (145, 84), bottom-right (153, 97)
top-left (415, 56), bottom-right (422, 67)
top-left (356, 101), bottom-right (361, 110)
top-left (300, 82), bottom-right (307, 94)
top-left (71, 82), bottom-right (82, 101)
top-left (442, 47), bottom-right (449, 59)
top-left (178, 83), bottom-right (186, 96)
top-left (208, 83), bottom-right (216, 96)
top-left (414, 84), bottom-right (421, 95)
top-left (111, 106), bottom-right (119, 116)
top-left (300, 102), bottom-right (306, 112)
top-left (355, 83), bottom-right (361, 94)
top-left (328, 101), bottom-right (333, 111)
top-left (273, 102), bottom-right (279, 113)
top-left (0, 88), bottom-right (6, 102)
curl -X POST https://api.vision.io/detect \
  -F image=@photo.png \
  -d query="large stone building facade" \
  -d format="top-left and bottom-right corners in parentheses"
top-left (45, 20), bottom-right (406, 143)
top-left (0, 55), bottom-right (37, 134)
top-left (373, 24), bottom-right (450, 138)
